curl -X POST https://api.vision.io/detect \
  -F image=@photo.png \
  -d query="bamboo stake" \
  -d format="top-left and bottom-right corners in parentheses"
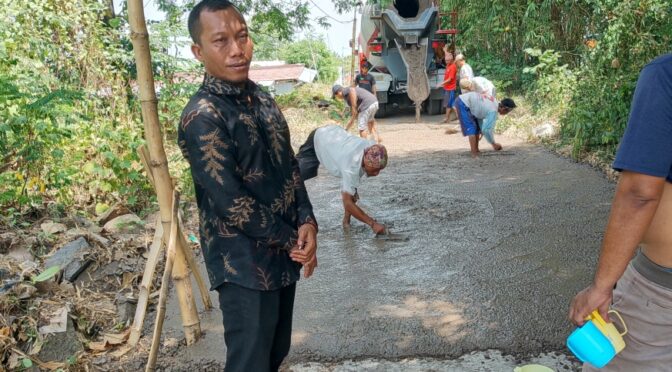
top-left (129, 219), bottom-right (163, 346)
top-left (127, 0), bottom-right (201, 344)
top-left (170, 235), bottom-right (201, 343)
top-left (146, 192), bottom-right (180, 372)
top-left (137, 145), bottom-right (156, 188)
top-left (139, 143), bottom-right (211, 310)
top-left (177, 212), bottom-right (213, 311)
top-left (134, 146), bottom-right (211, 346)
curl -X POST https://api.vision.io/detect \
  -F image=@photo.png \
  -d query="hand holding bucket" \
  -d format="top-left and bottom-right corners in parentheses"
top-left (567, 310), bottom-right (628, 368)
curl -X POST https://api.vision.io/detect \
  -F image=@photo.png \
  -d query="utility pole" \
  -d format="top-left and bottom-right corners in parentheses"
top-left (350, 1), bottom-right (362, 86)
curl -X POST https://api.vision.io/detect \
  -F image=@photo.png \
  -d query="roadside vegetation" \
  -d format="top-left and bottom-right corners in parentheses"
top-left (0, 0), bottom-right (345, 227)
top-left (445, 0), bottom-right (671, 169)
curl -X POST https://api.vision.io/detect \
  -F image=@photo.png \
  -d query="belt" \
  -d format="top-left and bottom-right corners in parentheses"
top-left (632, 250), bottom-right (672, 290)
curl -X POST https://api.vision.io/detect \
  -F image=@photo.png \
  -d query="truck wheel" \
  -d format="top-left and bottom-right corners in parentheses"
top-left (427, 98), bottom-right (443, 116)
top-left (375, 103), bottom-right (387, 118)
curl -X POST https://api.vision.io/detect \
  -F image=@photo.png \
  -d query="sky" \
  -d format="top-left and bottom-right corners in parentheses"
top-left (298, 0), bottom-right (360, 57)
top-left (113, 0), bottom-right (360, 58)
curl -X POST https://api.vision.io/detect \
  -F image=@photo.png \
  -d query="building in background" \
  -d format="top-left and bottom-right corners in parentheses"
top-left (249, 62), bottom-right (318, 95)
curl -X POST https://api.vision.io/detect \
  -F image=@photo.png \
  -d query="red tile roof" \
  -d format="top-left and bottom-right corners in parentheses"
top-left (248, 64), bottom-right (307, 82)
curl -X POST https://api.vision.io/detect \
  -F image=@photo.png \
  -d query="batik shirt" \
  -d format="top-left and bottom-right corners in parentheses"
top-left (178, 73), bottom-right (318, 291)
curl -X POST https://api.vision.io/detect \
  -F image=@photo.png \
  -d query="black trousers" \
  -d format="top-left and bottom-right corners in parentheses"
top-left (216, 283), bottom-right (296, 372)
top-left (296, 129), bottom-right (320, 181)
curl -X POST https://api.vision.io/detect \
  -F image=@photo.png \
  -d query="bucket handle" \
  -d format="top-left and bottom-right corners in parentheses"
top-left (608, 309), bottom-right (628, 336)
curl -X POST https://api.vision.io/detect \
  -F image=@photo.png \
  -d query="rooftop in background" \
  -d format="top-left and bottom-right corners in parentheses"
top-left (251, 60), bottom-right (287, 67)
top-left (249, 64), bottom-right (316, 83)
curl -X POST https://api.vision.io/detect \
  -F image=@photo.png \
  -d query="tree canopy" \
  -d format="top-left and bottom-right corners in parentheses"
top-left (280, 38), bottom-right (340, 83)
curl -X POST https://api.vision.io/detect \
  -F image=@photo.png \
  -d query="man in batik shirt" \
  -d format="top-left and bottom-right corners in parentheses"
top-left (178, 1), bottom-right (318, 371)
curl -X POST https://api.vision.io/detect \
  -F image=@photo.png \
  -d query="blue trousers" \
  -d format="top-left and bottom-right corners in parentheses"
top-left (455, 97), bottom-right (480, 136)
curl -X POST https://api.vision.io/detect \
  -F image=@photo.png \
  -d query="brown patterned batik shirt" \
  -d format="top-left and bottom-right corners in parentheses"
top-left (178, 74), bottom-right (318, 291)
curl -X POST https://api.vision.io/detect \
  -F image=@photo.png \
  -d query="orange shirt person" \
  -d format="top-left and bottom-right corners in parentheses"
top-left (440, 51), bottom-right (458, 122)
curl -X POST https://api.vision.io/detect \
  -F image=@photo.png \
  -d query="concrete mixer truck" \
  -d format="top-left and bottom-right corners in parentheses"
top-left (358, 0), bottom-right (456, 119)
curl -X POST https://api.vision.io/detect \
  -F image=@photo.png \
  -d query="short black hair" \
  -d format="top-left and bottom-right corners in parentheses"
top-left (188, 0), bottom-right (244, 44)
top-left (500, 98), bottom-right (517, 109)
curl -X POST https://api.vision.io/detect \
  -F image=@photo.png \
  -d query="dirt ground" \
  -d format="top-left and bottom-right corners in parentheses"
top-left (118, 112), bottom-right (616, 371)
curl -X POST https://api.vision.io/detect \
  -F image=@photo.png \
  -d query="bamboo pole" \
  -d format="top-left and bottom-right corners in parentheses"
top-left (177, 211), bottom-right (213, 311)
top-left (143, 144), bottom-right (211, 311)
top-left (129, 219), bottom-right (163, 346)
top-left (146, 192), bottom-right (180, 372)
top-left (349, 4), bottom-right (357, 86)
top-left (127, 0), bottom-right (201, 344)
top-left (170, 234), bottom-right (200, 343)
top-left (137, 146), bottom-right (156, 188)
top-left (132, 145), bottom-right (211, 345)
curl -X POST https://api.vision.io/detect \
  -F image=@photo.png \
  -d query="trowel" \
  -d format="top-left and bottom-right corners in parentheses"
top-left (375, 226), bottom-right (410, 241)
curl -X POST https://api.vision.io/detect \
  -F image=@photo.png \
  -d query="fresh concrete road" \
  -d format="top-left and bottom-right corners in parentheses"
top-left (155, 113), bottom-right (613, 371)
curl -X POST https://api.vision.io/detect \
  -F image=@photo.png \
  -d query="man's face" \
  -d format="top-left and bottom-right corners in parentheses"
top-left (334, 91), bottom-right (344, 100)
top-left (361, 67), bottom-right (369, 75)
top-left (191, 8), bottom-right (253, 85)
top-left (363, 164), bottom-right (381, 177)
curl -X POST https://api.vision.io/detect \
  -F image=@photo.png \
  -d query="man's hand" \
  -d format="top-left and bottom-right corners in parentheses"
top-left (568, 284), bottom-right (613, 326)
top-left (371, 221), bottom-right (386, 235)
top-left (302, 255), bottom-right (317, 278)
top-left (289, 223), bottom-right (317, 265)
top-left (345, 118), bottom-right (355, 131)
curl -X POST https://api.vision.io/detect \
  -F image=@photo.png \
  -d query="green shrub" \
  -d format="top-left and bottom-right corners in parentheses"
top-left (559, 0), bottom-right (671, 156)
top-left (470, 52), bottom-right (532, 94)
top-left (0, 0), bottom-right (198, 223)
top-left (523, 49), bottom-right (576, 115)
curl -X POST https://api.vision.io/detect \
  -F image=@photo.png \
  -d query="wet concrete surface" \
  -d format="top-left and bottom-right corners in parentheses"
top-left (156, 113), bottom-right (614, 370)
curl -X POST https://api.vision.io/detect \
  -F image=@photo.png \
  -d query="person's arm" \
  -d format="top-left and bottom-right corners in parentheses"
top-left (569, 171), bottom-right (665, 324)
top-left (253, 101), bottom-right (318, 268)
top-left (441, 65), bottom-right (457, 86)
top-left (288, 148), bottom-right (319, 268)
top-left (181, 112), bottom-right (298, 250)
top-left (569, 60), bottom-right (672, 324)
top-left (441, 69), bottom-right (452, 86)
top-left (480, 112), bottom-right (497, 144)
top-left (345, 88), bottom-right (358, 131)
top-left (341, 192), bottom-right (386, 234)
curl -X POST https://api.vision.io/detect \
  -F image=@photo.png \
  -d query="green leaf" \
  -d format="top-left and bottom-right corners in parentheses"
top-left (100, 182), bottom-right (113, 192)
top-left (95, 202), bottom-right (110, 215)
top-left (66, 355), bottom-right (77, 365)
top-left (83, 162), bottom-right (95, 174)
top-left (109, 18), bottom-right (122, 28)
top-left (21, 358), bottom-right (33, 368)
top-left (31, 265), bottom-right (61, 283)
